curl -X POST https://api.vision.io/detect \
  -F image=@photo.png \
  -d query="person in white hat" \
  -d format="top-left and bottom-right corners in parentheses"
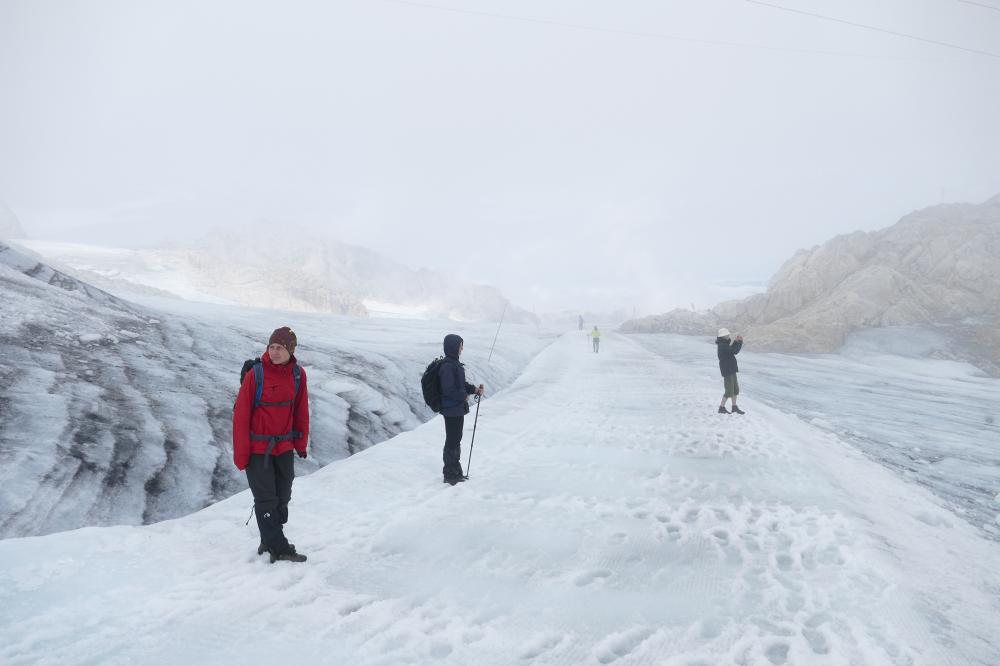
top-left (715, 328), bottom-right (745, 414)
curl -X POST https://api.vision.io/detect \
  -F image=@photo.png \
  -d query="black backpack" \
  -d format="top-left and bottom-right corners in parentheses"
top-left (238, 357), bottom-right (301, 408)
top-left (421, 357), bottom-right (446, 412)
top-left (240, 357), bottom-right (261, 387)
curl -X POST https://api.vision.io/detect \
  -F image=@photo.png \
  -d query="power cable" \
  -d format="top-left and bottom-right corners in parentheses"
top-left (745, 0), bottom-right (1000, 59)
top-left (956, 0), bottom-right (1000, 13)
top-left (382, 0), bottom-right (912, 60)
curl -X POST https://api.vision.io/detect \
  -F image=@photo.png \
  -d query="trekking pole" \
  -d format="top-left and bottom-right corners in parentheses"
top-left (466, 393), bottom-right (482, 478)
top-left (487, 303), bottom-right (507, 364)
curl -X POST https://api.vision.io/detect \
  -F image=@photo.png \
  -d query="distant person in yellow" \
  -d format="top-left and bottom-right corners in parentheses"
top-left (591, 325), bottom-right (601, 353)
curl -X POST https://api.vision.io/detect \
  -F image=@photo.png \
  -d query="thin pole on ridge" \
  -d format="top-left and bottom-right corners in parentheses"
top-left (487, 302), bottom-right (507, 364)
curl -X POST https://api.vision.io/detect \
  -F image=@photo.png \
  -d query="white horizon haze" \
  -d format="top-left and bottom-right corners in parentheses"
top-left (2, 0), bottom-right (998, 314)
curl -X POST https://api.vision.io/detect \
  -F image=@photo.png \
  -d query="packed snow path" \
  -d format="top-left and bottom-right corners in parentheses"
top-left (3, 333), bottom-right (999, 665)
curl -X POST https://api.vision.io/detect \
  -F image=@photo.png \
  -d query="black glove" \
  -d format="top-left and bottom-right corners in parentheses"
top-left (296, 449), bottom-right (307, 459)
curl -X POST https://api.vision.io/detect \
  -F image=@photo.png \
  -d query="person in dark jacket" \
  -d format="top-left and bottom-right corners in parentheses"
top-left (438, 334), bottom-right (485, 485)
top-left (716, 327), bottom-right (745, 414)
top-left (233, 326), bottom-right (310, 562)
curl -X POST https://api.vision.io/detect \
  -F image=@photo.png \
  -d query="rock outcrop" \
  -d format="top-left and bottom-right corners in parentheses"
top-left (621, 194), bottom-right (1000, 372)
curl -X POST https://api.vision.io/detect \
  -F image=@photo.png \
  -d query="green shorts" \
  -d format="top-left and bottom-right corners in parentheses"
top-left (723, 374), bottom-right (739, 397)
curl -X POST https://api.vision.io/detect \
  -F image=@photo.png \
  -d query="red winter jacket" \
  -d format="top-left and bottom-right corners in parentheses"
top-left (232, 351), bottom-right (310, 471)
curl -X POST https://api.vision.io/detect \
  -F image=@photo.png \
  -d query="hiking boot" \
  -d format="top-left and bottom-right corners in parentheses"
top-left (258, 541), bottom-right (294, 556)
top-left (718, 406), bottom-right (730, 414)
top-left (270, 545), bottom-right (307, 563)
top-left (443, 476), bottom-right (467, 486)
top-left (732, 406), bottom-right (745, 415)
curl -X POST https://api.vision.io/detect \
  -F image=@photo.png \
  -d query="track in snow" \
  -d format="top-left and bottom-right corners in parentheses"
top-left (2, 332), bottom-right (998, 665)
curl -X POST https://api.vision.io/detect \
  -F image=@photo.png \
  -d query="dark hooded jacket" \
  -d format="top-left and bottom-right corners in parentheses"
top-left (439, 334), bottom-right (477, 417)
top-left (716, 337), bottom-right (742, 377)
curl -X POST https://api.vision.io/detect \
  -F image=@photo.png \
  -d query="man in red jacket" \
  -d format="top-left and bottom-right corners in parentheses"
top-left (233, 326), bottom-right (310, 563)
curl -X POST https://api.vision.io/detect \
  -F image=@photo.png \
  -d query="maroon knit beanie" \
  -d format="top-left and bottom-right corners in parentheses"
top-left (268, 326), bottom-right (297, 355)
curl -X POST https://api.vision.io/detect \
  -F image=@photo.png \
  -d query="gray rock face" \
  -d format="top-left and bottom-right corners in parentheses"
top-left (621, 195), bottom-right (1000, 372)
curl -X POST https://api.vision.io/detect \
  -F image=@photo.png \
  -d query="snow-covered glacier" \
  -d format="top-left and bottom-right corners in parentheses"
top-left (0, 243), bottom-right (553, 538)
top-left (632, 331), bottom-right (1000, 541)
top-left (1, 332), bottom-right (997, 665)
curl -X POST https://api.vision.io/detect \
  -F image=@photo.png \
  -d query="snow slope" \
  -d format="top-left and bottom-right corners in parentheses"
top-left (14, 233), bottom-right (538, 324)
top-left (2, 333), bottom-right (998, 665)
top-left (631, 331), bottom-right (1000, 541)
top-left (0, 243), bottom-right (552, 538)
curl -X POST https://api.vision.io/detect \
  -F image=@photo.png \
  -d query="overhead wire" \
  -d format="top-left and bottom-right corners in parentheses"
top-left (382, 0), bottom-right (915, 60)
top-left (956, 0), bottom-right (1000, 13)
top-left (745, 0), bottom-right (1000, 59)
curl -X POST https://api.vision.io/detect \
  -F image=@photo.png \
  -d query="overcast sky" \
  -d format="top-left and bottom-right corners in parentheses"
top-left (2, 0), bottom-right (998, 314)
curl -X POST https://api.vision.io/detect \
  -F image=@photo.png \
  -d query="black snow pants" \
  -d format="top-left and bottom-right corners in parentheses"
top-left (442, 415), bottom-right (465, 480)
top-left (246, 451), bottom-right (295, 553)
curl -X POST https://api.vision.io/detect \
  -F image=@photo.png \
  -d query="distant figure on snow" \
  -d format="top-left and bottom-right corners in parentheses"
top-left (439, 334), bottom-right (485, 485)
top-left (716, 327), bottom-right (744, 414)
top-left (591, 325), bottom-right (601, 353)
top-left (233, 326), bottom-right (310, 562)
top-left (578, 315), bottom-right (584, 330)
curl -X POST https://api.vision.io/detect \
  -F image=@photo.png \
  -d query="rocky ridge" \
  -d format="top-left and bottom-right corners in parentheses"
top-left (621, 194), bottom-right (1000, 373)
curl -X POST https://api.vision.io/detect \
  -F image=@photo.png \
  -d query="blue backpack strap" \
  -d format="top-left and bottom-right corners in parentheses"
top-left (253, 362), bottom-right (264, 408)
top-left (252, 362), bottom-right (299, 408)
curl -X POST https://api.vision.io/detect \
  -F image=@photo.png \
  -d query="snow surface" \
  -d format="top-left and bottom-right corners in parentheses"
top-left (632, 330), bottom-right (1000, 540)
top-left (2, 333), bottom-right (998, 665)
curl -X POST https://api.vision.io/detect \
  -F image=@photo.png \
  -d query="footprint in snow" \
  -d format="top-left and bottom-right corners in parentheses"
top-left (338, 597), bottom-right (376, 617)
top-left (574, 569), bottom-right (612, 586)
top-left (519, 633), bottom-right (564, 660)
top-left (594, 627), bottom-right (655, 664)
top-left (774, 553), bottom-right (795, 571)
top-left (766, 642), bottom-right (790, 664)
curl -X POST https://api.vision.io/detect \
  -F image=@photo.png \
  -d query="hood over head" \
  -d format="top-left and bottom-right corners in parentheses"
top-left (443, 334), bottom-right (463, 359)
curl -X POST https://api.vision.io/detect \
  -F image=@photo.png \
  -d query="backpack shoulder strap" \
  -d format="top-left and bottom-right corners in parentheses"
top-left (292, 365), bottom-right (301, 399)
top-left (253, 362), bottom-right (264, 407)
